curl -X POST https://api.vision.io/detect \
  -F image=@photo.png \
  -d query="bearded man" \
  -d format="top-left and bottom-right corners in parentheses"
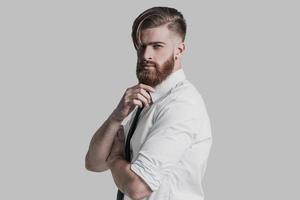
top-left (85, 6), bottom-right (213, 200)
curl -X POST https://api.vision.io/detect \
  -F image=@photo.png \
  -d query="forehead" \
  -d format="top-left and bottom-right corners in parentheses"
top-left (139, 25), bottom-right (173, 45)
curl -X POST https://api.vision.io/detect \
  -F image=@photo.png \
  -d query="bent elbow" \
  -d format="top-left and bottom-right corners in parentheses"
top-left (129, 189), bottom-right (152, 200)
top-left (127, 178), bottom-right (152, 200)
top-left (85, 153), bottom-right (109, 172)
top-left (85, 162), bottom-right (105, 172)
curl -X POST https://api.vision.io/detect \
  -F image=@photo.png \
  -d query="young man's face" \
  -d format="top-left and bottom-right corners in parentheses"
top-left (136, 25), bottom-right (181, 87)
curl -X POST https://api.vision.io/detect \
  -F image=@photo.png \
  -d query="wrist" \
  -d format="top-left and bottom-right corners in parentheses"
top-left (110, 109), bottom-right (124, 123)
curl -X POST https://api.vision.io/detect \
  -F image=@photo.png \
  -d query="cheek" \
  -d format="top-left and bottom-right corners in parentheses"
top-left (160, 52), bottom-right (174, 63)
top-left (156, 50), bottom-right (172, 62)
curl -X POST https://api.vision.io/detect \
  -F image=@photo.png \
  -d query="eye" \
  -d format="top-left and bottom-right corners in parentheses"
top-left (153, 45), bottom-right (162, 49)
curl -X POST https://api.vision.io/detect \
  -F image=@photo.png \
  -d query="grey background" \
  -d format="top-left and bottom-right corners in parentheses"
top-left (0, 0), bottom-right (299, 199)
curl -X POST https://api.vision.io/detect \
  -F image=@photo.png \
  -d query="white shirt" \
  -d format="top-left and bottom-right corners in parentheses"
top-left (122, 68), bottom-right (213, 200)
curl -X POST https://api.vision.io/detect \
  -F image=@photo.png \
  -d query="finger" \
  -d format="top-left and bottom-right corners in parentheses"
top-left (129, 93), bottom-right (147, 107)
top-left (135, 83), bottom-right (155, 93)
top-left (132, 98), bottom-right (143, 108)
top-left (135, 88), bottom-right (152, 104)
top-left (134, 93), bottom-right (149, 107)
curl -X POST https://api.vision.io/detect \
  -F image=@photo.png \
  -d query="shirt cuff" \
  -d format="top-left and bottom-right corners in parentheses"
top-left (130, 153), bottom-right (162, 191)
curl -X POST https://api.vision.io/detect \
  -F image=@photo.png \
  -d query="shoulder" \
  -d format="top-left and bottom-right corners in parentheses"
top-left (153, 80), bottom-right (210, 126)
top-left (157, 80), bottom-right (207, 115)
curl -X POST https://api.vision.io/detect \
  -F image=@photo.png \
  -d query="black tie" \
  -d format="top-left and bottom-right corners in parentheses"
top-left (116, 105), bottom-right (144, 200)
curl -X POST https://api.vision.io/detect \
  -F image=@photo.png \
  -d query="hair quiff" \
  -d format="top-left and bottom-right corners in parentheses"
top-left (131, 6), bottom-right (187, 50)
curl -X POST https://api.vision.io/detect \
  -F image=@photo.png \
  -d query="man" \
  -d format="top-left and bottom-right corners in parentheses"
top-left (85, 7), bottom-right (212, 200)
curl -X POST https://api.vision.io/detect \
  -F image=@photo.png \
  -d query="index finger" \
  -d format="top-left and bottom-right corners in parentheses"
top-left (136, 83), bottom-right (155, 92)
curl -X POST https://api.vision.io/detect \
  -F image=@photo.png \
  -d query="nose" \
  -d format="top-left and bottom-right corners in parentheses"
top-left (139, 46), bottom-right (153, 63)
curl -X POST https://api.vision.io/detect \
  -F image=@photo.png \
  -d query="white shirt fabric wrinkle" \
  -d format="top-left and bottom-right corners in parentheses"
top-left (121, 68), bottom-right (213, 200)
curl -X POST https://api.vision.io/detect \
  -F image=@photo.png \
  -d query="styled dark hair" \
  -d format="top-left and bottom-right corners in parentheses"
top-left (131, 6), bottom-right (187, 50)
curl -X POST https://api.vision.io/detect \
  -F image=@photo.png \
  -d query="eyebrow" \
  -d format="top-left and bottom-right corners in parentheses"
top-left (141, 41), bottom-right (166, 46)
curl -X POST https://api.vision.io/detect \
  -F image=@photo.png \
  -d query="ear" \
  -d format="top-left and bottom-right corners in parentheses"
top-left (175, 42), bottom-right (186, 60)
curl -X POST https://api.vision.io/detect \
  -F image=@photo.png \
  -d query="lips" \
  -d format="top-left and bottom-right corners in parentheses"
top-left (142, 64), bottom-right (155, 68)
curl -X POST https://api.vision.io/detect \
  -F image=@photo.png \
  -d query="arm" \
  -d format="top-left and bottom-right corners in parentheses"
top-left (85, 83), bottom-right (154, 172)
top-left (107, 156), bottom-right (152, 200)
top-left (105, 122), bottom-right (153, 199)
top-left (85, 110), bottom-right (123, 172)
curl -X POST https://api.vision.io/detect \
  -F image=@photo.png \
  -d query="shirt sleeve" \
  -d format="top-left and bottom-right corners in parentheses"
top-left (130, 100), bottom-right (199, 191)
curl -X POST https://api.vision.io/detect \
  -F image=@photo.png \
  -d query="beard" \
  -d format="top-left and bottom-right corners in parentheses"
top-left (136, 53), bottom-right (175, 87)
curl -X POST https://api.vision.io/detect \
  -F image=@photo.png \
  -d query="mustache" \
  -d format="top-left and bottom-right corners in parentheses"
top-left (138, 61), bottom-right (157, 67)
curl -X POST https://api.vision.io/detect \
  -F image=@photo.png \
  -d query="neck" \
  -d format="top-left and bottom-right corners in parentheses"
top-left (173, 59), bottom-right (182, 72)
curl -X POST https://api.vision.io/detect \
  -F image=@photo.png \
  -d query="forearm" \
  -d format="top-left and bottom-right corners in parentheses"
top-left (108, 156), bottom-right (135, 195)
top-left (108, 157), bottom-right (152, 200)
top-left (85, 110), bottom-right (123, 171)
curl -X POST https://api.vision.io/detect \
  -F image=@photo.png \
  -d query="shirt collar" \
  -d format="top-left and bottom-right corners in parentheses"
top-left (149, 68), bottom-right (186, 104)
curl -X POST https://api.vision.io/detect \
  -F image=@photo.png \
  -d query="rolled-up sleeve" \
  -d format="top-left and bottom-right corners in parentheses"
top-left (130, 100), bottom-right (199, 191)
